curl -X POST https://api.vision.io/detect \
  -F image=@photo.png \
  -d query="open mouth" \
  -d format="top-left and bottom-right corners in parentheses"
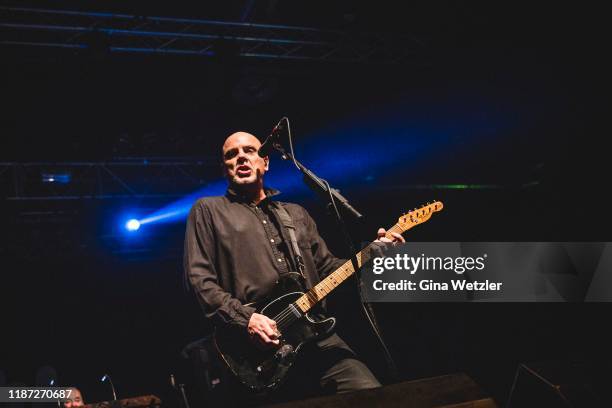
top-left (236, 165), bottom-right (252, 177)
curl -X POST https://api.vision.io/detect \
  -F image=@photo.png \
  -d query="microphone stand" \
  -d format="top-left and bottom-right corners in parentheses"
top-left (273, 142), bottom-right (398, 381)
top-left (100, 374), bottom-right (118, 407)
top-left (169, 374), bottom-right (191, 408)
top-left (273, 144), bottom-right (363, 220)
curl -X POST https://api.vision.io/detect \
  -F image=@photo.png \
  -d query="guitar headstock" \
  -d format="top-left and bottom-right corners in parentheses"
top-left (397, 201), bottom-right (444, 232)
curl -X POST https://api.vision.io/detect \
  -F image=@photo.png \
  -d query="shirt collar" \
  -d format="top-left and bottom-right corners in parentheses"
top-left (226, 186), bottom-right (281, 205)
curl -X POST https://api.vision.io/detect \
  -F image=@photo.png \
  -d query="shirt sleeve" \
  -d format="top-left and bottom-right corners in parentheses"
top-left (183, 201), bottom-right (255, 329)
top-left (301, 207), bottom-right (346, 279)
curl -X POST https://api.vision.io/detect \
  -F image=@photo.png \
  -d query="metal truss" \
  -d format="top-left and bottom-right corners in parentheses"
top-left (0, 159), bottom-right (218, 200)
top-left (0, 6), bottom-right (426, 63)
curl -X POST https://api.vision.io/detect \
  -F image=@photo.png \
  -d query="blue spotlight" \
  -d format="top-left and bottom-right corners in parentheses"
top-left (125, 219), bottom-right (141, 231)
top-left (41, 173), bottom-right (71, 184)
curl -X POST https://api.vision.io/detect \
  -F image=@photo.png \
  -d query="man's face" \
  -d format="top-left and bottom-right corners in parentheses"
top-left (222, 132), bottom-right (269, 187)
top-left (63, 388), bottom-right (83, 408)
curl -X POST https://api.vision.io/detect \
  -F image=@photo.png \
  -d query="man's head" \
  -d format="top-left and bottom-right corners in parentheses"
top-left (222, 132), bottom-right (269, 191)
top-left (63, 387), bottom-right (84, 408)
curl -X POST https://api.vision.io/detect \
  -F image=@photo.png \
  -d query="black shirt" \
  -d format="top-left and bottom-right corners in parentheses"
top-left (183, 188), bottom-right (344, 330)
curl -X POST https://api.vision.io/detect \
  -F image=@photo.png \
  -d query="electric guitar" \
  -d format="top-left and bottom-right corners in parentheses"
top-left (214, 201), bottom-right (444, 392)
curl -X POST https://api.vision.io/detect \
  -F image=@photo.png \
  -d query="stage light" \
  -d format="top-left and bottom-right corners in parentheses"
top-left (41, 173), bottom-right (71, 184)
top-left (137, 179), bottom-right (229, 227)
top-left (125, 219), bottom-right (141, 231)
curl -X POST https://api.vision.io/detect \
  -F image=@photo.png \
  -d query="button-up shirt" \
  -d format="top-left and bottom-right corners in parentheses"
top-left (183, 188), bottom-right (344, 330)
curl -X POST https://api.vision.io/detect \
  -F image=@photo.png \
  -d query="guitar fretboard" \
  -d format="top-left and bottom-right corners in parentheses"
top-left (294, 224), bottom-right (404, 313)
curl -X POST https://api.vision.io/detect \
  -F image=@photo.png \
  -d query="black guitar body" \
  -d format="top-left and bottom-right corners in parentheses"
top-left (213, 274), bottom-right (336, 393)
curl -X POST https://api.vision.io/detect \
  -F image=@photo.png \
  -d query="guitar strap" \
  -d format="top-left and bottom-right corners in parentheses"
top-left (271, 203), bottom-right (306, 281)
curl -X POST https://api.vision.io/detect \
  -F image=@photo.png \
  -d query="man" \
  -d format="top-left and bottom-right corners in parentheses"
top-left (184, 131), bottom-right (404, 404)
top-left (63, 387), bottom-right (84, 408)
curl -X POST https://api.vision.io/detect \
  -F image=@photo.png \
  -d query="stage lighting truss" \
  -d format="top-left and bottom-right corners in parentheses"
top-left (0, 6), bottom-right (426, 64)
top-left (0, 159), bottom-right (217, 200)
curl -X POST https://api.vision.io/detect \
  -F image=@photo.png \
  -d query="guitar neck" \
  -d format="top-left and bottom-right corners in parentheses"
top-left (294, 223), bottom-right (404, 314)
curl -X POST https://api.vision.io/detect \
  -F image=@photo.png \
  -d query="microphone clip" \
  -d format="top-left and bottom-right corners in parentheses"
top-left (258, 117), bottom-right (286, 158)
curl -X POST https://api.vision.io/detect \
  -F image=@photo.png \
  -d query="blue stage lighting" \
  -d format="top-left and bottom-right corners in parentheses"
top-left (137, 179), bottom-right (228, 226)
top-left (135, 94), bottom-right (514, 229)
top-left (125, 219), bottom-right (141, 231)
top-left (41, 173), bottom-right (71, 184)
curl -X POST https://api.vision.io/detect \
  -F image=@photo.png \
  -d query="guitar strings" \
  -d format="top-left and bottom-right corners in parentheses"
top-left (274, 308), bottom-right (296, 329)
top-left (250, 213), bottom-right (433, 338)
top-left (271, 241), bottom-right (378, 329)
top-left (269, 222), bottom-right (407, 330)
top-left (274, 310), bottom-right (291, 324)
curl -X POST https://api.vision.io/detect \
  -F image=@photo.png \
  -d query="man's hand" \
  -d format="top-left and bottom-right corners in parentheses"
top-left (374, 228), bottom-right (405, 249)
top-left (247, 313), bottom-right (280, 349)
top-left (370, 228), bottom-right (405, 258)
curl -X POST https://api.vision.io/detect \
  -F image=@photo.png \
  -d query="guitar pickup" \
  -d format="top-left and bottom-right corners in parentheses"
top-left (288, 304), bottom-right (302, 318)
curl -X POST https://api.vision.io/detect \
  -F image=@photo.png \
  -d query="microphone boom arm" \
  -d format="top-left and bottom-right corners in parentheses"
top-left (273, 144), bottom-right (363, 220)
top-left (101, 374), bottom-right (118, 401)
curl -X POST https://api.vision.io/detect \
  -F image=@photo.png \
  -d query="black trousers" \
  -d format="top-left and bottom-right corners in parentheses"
top-left (230, 334), bottom-right (381, 407)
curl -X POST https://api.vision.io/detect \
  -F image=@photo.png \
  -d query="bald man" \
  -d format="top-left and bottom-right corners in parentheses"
top-left (184, 132), bottom-right (403, 404)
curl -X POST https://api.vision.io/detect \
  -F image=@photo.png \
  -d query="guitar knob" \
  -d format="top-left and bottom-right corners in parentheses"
top-left (256, 366), bottom-right (263, 372)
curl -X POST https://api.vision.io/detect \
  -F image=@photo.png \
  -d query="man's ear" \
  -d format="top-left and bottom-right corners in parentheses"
top-left (264, 156), bottom-right (269, 171)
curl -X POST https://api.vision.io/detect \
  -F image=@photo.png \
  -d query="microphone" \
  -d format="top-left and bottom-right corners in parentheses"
top-left (169, 373), bottom-right (191, 408)
top-left (100, 374), bottom-right (117, 401)
top-left (50, 379), bottom-right (61, 408)
top-left (258, 118), bottom-right (285, 158)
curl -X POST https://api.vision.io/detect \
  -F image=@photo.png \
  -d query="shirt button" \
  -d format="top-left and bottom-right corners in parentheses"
top-left (270, 239), bottom-right (275, 243)
top-left (262, 220), bottom-right (267, 224)
top-left (278, 258), bottom-right (283, 262)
